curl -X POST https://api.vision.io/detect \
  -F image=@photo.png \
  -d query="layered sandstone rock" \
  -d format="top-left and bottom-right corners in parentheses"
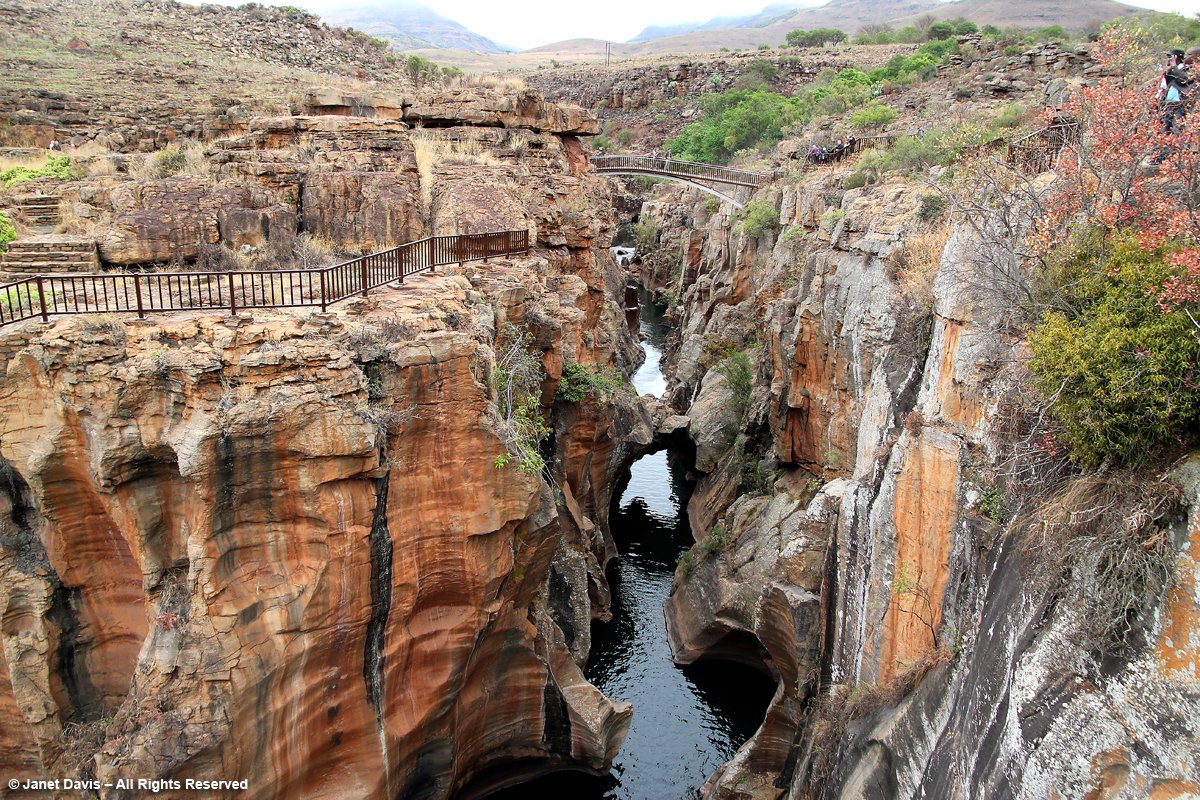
top-left (405, 89), bottom-right (599, 136)
top-left (0, 266), bottom-right (634, 798)
top-left (640, 165), bottom-right (1200, 799)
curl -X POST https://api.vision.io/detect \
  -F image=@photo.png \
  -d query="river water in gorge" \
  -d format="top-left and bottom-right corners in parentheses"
top-left (486, 282), bottom-right (775, 799)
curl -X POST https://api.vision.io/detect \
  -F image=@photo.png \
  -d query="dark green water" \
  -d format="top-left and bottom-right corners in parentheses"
top-left (484, 289), bottom-right (776, 799)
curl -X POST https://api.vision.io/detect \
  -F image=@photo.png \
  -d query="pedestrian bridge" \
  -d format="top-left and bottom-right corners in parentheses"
top-left (591, 155), bottom-right (774, 209)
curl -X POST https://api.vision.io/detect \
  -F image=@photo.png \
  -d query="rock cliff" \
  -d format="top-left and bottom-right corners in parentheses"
top-left (637, 167), bottom-right (1200, 798)
top-left (0, 94), bottom-right (649, 798)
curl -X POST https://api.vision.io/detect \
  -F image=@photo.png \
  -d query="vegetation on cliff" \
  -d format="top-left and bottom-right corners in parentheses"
top-left (1025, 30), bottom-right (1200, 468)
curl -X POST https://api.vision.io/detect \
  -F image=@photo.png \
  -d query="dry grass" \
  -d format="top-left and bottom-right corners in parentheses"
top-left (455, 73), bottom-right (526, 92)
top-left (886, 221), bottom-right (951, 305)
top-left (804, 654), bottom-right (948, 791)
top-left (1017, 473), bottom-right (1181, 657)
top-left (411, 129), bottom-right (505, 221)
top-left (54, 200), bottom-right (100, 235)
top-left (0, 152), bottom-right (47, 173)
top-left (128, 140), bottom-right (210, 181)
top-left (85, 157), bottom-right (120, 178)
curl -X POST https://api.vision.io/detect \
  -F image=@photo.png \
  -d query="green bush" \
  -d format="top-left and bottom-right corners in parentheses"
top-left (557, 363), bottom-right (624, 402)
top-left (736, 199), bottom-right (780, 239)
top-left (1028, 234), bottom-right (1200, 468)
top-left (0, 155), bottom-right (74, 189)
top-left (785, 27), bottom-right (848, 47)
top-left (702, 525), bottom-right (732, 557)
top-left (634, 220), bottom-right (659, 252)
top-left (849, 101), bottom-right (897, 130)
top-left (0, 211), bottom-right (15, 254)
top-left (735, 58), bottom-right (779, 90)
top-left (667, 89), bottom-right (805, 163)
top-left (925, 21), bottom-right (955, 40)
top-left (917, 193), bottom-right (946, 221)
top-left (843, 171), bottom-right (868, 190)
top-left (151, 147), bottom-right (187, 178)
top-left (716, 348), bottom-right (755, 415)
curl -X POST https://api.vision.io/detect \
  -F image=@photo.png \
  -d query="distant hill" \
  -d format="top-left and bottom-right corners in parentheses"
top-left (627, 3), bottom-right (810, 44)
top-left (320, 1), bottom-right (509, 54)
top-left (611, 0), bottom-right (1146, 54)
top-left (895, 0), bottom-right (1140, 30)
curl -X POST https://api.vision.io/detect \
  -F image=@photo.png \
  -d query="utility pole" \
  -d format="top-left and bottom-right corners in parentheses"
top-left (606, 42), bottom-right (610, 67)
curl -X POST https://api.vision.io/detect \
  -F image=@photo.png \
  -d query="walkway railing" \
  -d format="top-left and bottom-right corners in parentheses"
top-left (592, 155), bottom-right (774, 188)
top-left (1006, 122), bottom-right (1081, 175)
top-left (0, 229), bottom-right (529, 328)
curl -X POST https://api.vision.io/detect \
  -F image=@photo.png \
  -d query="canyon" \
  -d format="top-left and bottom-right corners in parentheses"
top-left (0, 4), bottom-right (1198, 799)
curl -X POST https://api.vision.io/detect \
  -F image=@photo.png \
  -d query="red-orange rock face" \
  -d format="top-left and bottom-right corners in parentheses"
top-left (0, 262), bottom-right (632, 798)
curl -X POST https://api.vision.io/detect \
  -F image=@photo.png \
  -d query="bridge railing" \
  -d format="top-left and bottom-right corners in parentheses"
top-left (592, 155), bottom-right (773, 188)
top-left (0, 229), bottom-right (529, 328)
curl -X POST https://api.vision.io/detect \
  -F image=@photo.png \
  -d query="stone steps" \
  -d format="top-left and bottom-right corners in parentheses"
top-left (11, 194), bottom-right (62, 227)
top-left (1, 235), bottom-right (98, 273)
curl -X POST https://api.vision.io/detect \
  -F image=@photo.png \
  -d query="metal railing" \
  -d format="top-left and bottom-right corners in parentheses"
top-left (592, 155), bottom-right (774, 188)
top-left (0, 229), bottom-right (529, 328)
top-left (1006, 122), bottom-right (1081, 175)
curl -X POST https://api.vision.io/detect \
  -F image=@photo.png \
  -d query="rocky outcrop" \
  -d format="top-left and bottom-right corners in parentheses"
top-left (406, 90), bottom-right (598, 136)
top-left (0, 87), bottom-right (643, 796)
top-left (0, 263), bottom-right (637, 798)
top-left (640, 159), bottom-right (1200, 799)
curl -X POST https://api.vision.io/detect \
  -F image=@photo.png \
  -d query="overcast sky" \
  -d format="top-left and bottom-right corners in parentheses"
top-left (283, 0), bottom-right (1197, 51)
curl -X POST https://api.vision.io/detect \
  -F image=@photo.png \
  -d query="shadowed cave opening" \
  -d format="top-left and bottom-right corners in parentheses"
top-left (480, 287), bottom-right (776, 799)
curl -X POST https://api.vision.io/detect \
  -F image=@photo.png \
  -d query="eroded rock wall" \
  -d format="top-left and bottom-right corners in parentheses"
top-left (640, 170), bottom-right (1200, 799)
top-left (0, 98), bottom-right (647, 798)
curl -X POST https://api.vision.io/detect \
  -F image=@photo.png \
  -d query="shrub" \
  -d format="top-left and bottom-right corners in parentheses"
top-left (0, 211), bottom-right (15, 254)
top-left (916, 193), bottom-right (946, 221)
top-left (152, 147), bottom-right (187, 178)
top-left (843, 171), bottom-right (868, 190)
top-left (667, 89), bottom-right (805, 163)
top-left (634, 220), bottom-right (659, 252)
top-left (1019, 474), bottom-right (1180, 657)
top-left (491, 324), bottom-right (550, 475)
top-left (701, 524), bottom-right (732, 557)
top-left (715, 348), bottom-right (754, 415)
top-left (557, 362), bottom-right (624, 402)
top-left (1, 155), bottom-right (74, 188)
top-left (1028, 234), bottom-right (1200, 468)
top-left (849, 101), bottom-right (897, 130)
top-left (735, 58), bottom-right (779, 90)
top-left (736, 199), bottom-right (780, 239)
top-left (925, 21), bottom-right (955, 41)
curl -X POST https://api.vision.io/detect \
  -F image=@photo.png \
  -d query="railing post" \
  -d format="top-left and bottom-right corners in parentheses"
top-left (35, 276), bottom-right (48, 323)
top-left (134, 274), bottom-right (145, 319)
top-left (228, 273), bottom-right (237, 315)
top-left (361, 257), bottom-right (369, 298)
top-left (320, 269), bottom-right (327, 312)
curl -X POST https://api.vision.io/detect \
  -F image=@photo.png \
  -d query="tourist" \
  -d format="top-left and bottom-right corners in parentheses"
top-left (1151, 49), bottom-right (1191, 164)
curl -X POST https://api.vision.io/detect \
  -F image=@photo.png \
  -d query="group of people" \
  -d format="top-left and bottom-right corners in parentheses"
top-left (803, 135), bottom-right (858, 164)
top-left (1153, 46), bottom-right (1199, 163)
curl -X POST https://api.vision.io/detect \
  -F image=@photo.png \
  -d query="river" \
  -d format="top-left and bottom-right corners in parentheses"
top-left (485, 286), bottom-right (774, 800)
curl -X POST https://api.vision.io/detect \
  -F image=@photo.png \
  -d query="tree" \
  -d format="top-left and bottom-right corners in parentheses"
top-left (925, 21), bottom-right (955, 41)
top-left (785, 27), bottom-right (848, 47)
